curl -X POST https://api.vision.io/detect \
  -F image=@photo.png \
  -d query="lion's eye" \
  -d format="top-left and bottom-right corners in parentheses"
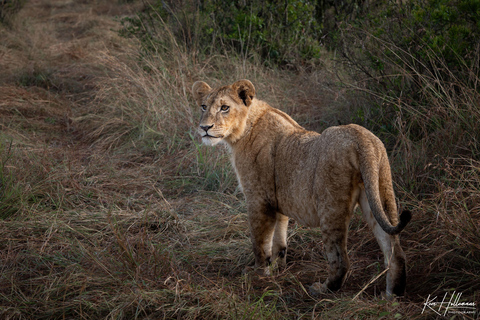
top-left (201, 105), bottom-right (207, 112)
top-left (221, 105), bottom-right (230, 112)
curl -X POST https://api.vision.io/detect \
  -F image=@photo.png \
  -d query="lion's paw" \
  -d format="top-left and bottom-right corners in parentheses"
top-left (242, 266), bottom-right (271, 277)
top-left (309, 282), bottom-right (328, 296)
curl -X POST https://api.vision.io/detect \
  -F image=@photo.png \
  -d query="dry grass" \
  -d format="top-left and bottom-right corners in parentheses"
top-left (0, 0), bottom-right (478, 319)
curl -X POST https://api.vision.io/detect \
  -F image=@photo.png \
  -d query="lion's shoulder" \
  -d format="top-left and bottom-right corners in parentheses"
top-left (248, 101), bottom-right (305, 136)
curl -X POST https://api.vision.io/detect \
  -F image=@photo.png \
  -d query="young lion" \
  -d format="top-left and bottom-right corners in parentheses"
top-left (192, 79), bottom-right (411, 297)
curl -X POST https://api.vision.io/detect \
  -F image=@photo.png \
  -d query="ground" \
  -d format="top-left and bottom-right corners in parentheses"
top-left (0, 0), bottom-right (478, 319)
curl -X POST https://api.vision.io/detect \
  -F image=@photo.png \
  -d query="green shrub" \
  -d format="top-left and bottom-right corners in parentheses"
top-left (120, 0), bottom-right (323, 65)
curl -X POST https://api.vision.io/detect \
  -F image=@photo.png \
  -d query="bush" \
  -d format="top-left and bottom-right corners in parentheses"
top-left (120, 0), bottom-right (323, 65)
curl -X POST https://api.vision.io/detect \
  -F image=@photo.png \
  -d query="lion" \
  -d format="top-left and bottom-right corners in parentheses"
top-left (192, 79), bottom-right (411, 297)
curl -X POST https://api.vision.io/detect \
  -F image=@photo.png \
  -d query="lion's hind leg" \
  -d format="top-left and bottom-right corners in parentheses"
top-left (359, 189), bottom-right (407, 297)
top-left (310, 217), bottom-right (350, 295)
top-left (271, 212), bottom-right (289, 269)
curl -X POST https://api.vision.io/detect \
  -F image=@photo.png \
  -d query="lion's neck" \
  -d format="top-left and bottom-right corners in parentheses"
top-left (226, 99), bottom-right (305, 152)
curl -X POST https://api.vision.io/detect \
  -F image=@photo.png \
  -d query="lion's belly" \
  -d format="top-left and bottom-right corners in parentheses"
top-left (278, 197), bottom-right (323, 227)
top-left (276, 171), bottom-right (357, 228)
top-left (275, 169), bottom-right (327, 227)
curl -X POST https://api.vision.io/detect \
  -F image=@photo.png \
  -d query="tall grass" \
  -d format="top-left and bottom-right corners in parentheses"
top-left (0, 139), bottom-right (22, 218)
top-left (1, 0), bottom-right (479, 319)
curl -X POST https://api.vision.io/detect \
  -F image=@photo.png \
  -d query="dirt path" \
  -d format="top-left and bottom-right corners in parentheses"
top-left (1, 0), bottom-right (139, 142)
top-left (0, 0), bottom-right (160, 211)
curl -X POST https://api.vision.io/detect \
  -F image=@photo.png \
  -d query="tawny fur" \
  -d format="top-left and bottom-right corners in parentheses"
top-left (192, 79), bottom-right (411, 297)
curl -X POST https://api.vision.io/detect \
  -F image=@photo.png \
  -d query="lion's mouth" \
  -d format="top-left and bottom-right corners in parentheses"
top-left (202, 133), bottom-right (223, 139)
top-left (201, 133), bottom-right (224, 146)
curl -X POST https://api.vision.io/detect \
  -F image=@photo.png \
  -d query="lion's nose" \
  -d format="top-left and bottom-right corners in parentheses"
top-left (200, 124), bottom-right (213, 132)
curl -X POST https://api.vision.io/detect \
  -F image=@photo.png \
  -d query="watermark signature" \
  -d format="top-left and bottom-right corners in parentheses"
top-left (422, 291), bottom-right (477, 317)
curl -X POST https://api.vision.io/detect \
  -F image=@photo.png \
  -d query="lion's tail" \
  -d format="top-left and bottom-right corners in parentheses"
top-left (359, 146), bottom-right (411, 236)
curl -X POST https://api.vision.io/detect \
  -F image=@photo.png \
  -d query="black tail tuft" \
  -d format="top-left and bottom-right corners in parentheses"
top-left (384, 210), bottom-right (412, 235)
top-left (400, 210), bottom-right (412, 226)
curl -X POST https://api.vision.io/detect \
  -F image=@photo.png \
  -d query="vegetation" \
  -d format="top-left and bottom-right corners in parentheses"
top-left (0, 0), bottom-right (478, 319)
top-left (0, 0), bottom-right (26, 25)
top-left (120, 0), bottom-right (323, 65)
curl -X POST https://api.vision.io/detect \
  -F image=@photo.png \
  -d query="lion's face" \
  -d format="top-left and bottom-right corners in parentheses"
top-left (192, 80), bottom-right (256, 146)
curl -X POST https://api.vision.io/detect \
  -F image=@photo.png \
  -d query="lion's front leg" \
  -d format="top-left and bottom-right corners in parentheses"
top-left (248, 202), bottom-right (277, 276)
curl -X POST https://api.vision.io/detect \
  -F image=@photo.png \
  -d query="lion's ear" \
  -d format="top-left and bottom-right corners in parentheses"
top-left (192, 81), bottom-right (212, 106)
top-left (232, 79), bottom-right (255, 107)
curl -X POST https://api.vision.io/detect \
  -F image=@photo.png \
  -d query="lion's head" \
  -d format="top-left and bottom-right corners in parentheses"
top-left (192, 79), bottom-right (256, 146)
